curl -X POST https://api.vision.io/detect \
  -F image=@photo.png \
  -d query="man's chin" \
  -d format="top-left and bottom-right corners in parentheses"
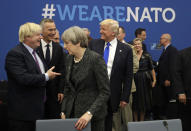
top-left (100, 36), bottom-right (106, 41)
top-left (36, 42), bottom-right (41, 47)
top-left (49, 36), bottom-right (55, 40)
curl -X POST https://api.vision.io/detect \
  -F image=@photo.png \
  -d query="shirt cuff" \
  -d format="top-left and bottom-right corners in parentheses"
top-left (45, 73), bottom-right (49, 81)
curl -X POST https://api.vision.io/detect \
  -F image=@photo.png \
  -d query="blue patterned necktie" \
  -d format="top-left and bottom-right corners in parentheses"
top-left (104, 42), bottom-right (110, 64)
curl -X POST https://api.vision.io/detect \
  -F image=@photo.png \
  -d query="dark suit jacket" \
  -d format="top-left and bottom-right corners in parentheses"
top-left (61, 49), bottom-right (110, 121)
top-left (89, 39), bottom-right (133, 112)
top-left (158, 44), bottom-right (178, 99)
top-left (37, 42), bottom-right (65, 118)
top-left (175, 47), bottom-right (191, 99)
top-left (5, 43), bottom-right (46, 121)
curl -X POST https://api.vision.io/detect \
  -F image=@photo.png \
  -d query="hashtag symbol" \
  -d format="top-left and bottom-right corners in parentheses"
top-left (42, 4), bottom-right (56, 19)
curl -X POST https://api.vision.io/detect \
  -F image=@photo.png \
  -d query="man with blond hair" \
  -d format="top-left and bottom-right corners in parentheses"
top-left (5, 22), bottom-right (61, 131)
top-left (89, 19), bottom-right (133, 131)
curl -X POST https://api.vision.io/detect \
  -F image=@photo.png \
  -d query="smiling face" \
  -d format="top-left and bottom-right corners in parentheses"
top-left (100, 24), bottom-right (115, 42)
top-left (25, 32), bottom-right (42, 49)
top-left (42, 22), bottom-right (56, 43)
top-left (133, 40), bottom-right (143, 52)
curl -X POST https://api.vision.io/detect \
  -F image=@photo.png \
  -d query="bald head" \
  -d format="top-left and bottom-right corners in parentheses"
top-left (163, 33), bottom-right (171, 41)
top-left (160, 33), bottom-right (172, 46)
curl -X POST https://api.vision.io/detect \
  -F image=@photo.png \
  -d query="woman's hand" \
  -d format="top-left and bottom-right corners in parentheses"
top-left (60, 112), bottom-right (66, 119)
top-left (179, 94), bottom-right (187, 104)
top-left (152, 80), bottom-right (156, 88)
top-left (164, 80), bottom-right (171, 87)
top-left (58, 93), bottom-right (64, 104)
top-left (75, 112), bottom-right (92, 130)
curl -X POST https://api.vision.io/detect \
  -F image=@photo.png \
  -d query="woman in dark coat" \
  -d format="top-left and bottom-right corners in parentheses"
top-left (60, 26), bottom-right (110, 131)
top-left (132, 38), bottom-right (156, 121)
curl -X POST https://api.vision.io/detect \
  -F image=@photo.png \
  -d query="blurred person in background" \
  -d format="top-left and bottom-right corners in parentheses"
top-left (132, 38), bottom-right (156, 121)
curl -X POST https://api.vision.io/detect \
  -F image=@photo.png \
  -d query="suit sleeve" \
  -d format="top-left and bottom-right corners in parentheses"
top-left (167, 47), bottom-right (178, 83)
top-left (174, 52), bottom-right (185, 94)
top-left (121, 47), bottom-right (133, 103)
top-left (148, 53), bottom-right (154, 70)
top-left (5, 50), bottom-right (46, 87)
top-left (57, 46), bottom-right (66, 93)
top-left (88, 39), bottom-right (94, 50)
top-left (88, 55), bottom-right (110, 115)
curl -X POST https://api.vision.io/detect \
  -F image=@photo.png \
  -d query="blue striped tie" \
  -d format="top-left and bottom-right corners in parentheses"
top-left (104, 42), bottom-right (110, 64)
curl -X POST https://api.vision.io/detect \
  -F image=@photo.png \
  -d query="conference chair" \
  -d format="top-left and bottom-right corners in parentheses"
top-left (128, 119), bottom-right (182, 131)
top-left (36, 118), bottom-right (91, 131)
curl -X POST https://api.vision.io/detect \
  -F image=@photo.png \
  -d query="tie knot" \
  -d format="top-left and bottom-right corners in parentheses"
top-left (32, 50), bottom-right (36, 54)
top-left (46, 44), bottom-right (50, 47)
top-left (106, 42), bottom-right (110, 47)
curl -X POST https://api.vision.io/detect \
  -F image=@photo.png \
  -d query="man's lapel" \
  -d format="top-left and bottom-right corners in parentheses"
top-left (49, 43), bottom-right (56, 66)
top-left (20, 43), bottom-right (41, 74)
top-left (110, 41), bottom-right (122, 77)
top-left (98, 39), bottom-right (105, 56)
top-left (36, 43), bottom-right (48, 71)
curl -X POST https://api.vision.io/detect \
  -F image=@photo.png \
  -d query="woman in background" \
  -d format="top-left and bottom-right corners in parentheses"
top-left (132, 38), bottom-right (156, 121)
top-left (60, 26), bottom-right (110, 131)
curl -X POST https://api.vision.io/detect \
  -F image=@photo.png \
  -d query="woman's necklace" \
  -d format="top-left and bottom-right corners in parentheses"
top-left (73, 48), bottom-right (86, 63)
top-left (73, 57), bottom-right (82, 63)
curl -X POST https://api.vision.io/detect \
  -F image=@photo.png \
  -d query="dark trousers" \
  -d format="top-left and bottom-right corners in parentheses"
top-left (166, 102), bottom-right (179, 119)
top-left (160, 85), bottom-right (178, 119)
top-left (105, 107), bottom-right (113, 131)
top-left (179, 102), bottom-right (191, 131)
top-left (9, 119), bottom-right (35, 131)
top-left (92, 119), bottom-right (105, 131)
top-left (44, 99), bottom-right (61, 119)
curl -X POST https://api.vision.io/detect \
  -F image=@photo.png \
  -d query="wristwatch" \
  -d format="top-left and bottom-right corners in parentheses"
top-left (87, 111), bottom-right (92, 116)
top-left (60, 112), bottom-right (65, 116)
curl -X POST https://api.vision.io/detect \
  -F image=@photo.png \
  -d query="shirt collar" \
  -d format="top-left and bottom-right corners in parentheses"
top-left (105, 38), bottom-right (117, 47)
top-left (41, 39), bottom-right (52, 47)
top-left (22, 43), bottom-right (33, 54)
top-left (164, 43), bottom-right (171, 50)
top-left (122, 40), bottom-right (126, 43)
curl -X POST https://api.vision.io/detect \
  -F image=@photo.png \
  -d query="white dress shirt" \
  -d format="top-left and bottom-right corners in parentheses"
top-left (164, 43), bottom-right (171, 50)
top-left (104, 38), bottom-right (118, 79)
top-left (23, 43), bottom-right (49, 81)
top-left (41, 39), bottom-right (53, 60)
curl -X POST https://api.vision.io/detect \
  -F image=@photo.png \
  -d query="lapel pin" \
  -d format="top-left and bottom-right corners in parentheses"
top-left (119, 50), bottom-right (122, 52)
